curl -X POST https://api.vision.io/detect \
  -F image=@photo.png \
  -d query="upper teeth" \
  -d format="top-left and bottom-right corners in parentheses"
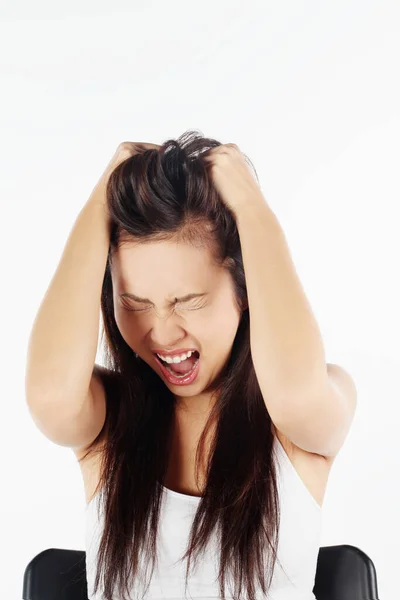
top-left (156, 350), bottom-right (196, 364)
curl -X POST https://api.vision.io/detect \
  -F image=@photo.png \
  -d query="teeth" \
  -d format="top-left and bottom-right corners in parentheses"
top-left (156, 350), bottom-right (196, 364)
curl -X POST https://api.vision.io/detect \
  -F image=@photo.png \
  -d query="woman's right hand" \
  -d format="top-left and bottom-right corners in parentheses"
top-left (89, 141), bottom-right (161, 205)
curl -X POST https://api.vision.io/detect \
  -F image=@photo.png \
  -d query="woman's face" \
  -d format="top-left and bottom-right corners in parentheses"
top-left (111, 239), bottom-right (243, 413)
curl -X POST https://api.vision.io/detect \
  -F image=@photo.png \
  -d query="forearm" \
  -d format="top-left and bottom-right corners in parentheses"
top-left (235, 198), bottom-right (327, 416)
top-left (25, 191), bottom-right (110, 413)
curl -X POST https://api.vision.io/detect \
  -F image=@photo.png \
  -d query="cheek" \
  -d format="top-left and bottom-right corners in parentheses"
top-left (114, 309), bottom-right (128, 330)
top-left (114, 310), bottom-right (141, 343)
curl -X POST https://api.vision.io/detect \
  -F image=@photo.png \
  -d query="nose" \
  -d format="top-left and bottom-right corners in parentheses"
top-left (148, 308), bottom-right (187, 349)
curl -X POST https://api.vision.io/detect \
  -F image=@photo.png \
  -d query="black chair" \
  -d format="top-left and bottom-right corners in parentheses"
top-left (22, 544), bottom-right (379, 600)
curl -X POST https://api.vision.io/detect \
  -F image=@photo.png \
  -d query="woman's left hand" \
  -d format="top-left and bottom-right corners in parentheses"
top-left (203, 143), bottom-right (265, 216)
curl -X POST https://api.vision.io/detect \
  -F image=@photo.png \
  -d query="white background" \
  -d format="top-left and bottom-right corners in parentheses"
top-left (2, 0), bottom-right (399, 597)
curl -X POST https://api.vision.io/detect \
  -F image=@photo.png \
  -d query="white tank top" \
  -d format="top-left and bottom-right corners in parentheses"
top-left (84, 435), bottom-right (322, 599)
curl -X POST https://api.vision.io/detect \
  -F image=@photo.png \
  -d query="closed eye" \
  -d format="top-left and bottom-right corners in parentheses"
top-left (121, 302), bottom-right (206, 312)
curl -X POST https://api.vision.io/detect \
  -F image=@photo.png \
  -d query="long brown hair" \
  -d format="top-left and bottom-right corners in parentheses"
top-left (78, 130), bottom-right (287, 600)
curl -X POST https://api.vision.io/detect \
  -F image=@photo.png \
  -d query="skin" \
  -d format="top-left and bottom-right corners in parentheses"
top-left (107, 236), bottom-right (332, 508)
top-left (110, 239), bottom-right (245, 417)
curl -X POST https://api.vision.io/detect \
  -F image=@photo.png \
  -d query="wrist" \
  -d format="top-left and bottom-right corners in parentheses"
top-left (234, 193), bottom-right (273, 224)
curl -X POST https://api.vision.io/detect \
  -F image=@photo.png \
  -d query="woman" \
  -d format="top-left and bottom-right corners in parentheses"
top-left (26, 130), bottom-right (357, 600)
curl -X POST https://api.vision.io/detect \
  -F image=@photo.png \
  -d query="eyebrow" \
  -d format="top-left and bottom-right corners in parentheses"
top-left (119, 292), bottom-right (209, 305)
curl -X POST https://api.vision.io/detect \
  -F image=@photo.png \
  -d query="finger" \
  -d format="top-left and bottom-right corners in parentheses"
top-left (225, 143), bottom-right (240, 150)
top-left (136, 142), bottom-right (161, 151)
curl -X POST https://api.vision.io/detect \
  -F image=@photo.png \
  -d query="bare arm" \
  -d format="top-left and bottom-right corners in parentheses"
top-left (25, 142), bottom-right (160, 447)
top-left (25, 142), bottom-right (162, 446)
top-left (25, 194), bottom-right (110, 414)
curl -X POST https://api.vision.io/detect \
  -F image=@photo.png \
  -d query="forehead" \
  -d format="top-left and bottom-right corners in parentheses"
top-left (112, 241), bottom-right (219, 288)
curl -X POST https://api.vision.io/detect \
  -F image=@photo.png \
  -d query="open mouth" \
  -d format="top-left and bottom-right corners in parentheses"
top-left (153, 350), bottom-right (200, 379)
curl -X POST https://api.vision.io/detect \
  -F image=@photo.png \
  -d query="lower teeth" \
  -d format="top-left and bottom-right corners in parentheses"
top-left (164, 358), bottom-right (199, 378)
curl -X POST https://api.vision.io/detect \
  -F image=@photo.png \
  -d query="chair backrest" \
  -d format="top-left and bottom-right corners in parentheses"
top-left (313, 544), bottom-right (379, 600)
top-left (23, 548), bottom-right (87, 600)
top-left (22, 544), bottom-right (379, 600)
